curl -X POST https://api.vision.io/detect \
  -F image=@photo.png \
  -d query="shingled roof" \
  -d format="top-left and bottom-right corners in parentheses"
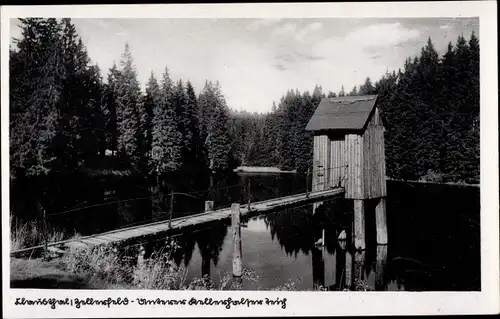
top-left (305, 95), bottom-right (378, 132)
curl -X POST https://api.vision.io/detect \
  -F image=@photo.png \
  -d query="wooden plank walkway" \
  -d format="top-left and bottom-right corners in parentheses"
top-left (11, 188), bottom-right (345, 258)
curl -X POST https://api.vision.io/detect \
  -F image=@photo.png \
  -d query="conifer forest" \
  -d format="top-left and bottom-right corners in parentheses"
top-left (10, 18), bottom-right (479, 224)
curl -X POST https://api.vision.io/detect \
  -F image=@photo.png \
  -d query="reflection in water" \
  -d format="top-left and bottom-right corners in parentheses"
top-left (173, 236), bottom-right (196, 268)
top-left (170, 224), bottom-right (229, 278)
top-left (312, 247), bottom-right (325, 290)
top-left (263, 208), bottom-right (316, 257)
top-left (354, 251), bottom-right (366, 283)
top-left (195, 225), bottom-right (228, 278)
top-left (335, 242), bottom-right (347, 290)
top-left (375, 245), bottom-right (388, 290)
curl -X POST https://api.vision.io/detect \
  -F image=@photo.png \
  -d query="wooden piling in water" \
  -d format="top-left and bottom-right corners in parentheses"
top-left (231, 203), bottom-right (242, 277)
top-left (375, 198), bottom-right (388, 244)
top-left (312, 247), bottom-right (325, 290)
top-left (375, 245), bottom-right (388, 290)
top-left (247, 178), bottom-right (251, 210)
top-left (354, 251), bottom-right (365, 283)
top-left (205, 201), bottom-right (214, 213)
top-left (353, 199), bottom-right (366, 250)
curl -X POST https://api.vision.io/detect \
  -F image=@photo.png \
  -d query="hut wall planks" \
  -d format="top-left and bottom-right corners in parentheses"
top-left (362, 107), bottom-right (387, 199)
top-left (345, 133), bottom-right (364, 199)
top-left (329, 137), bottom-right (347, 188)
top-left (313, 135), bottom-right (330, 191)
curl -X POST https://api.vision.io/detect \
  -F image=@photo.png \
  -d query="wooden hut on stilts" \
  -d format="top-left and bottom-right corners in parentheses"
top-left (306, 95), bottom-right (388, 250)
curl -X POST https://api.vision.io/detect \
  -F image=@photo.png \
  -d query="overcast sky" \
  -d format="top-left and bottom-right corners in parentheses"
top-left (10, 18), bottom-right (478, 113)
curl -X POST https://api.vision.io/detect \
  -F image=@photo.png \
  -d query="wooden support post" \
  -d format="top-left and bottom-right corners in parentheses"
top-left (353, 199), bottom-right (366, 250)
top-left (247, 178), bottom-right (251, 210)
top-left (137, 244), bottom-right (145, 268)
top-left (42, 208), bottom-right (48, 257)
top-left (231, 203), bottom-right (242, 277)
top-left (345, 250), bottom-right (354, 289)
top-left (375, 197), bottom-right (388, 245)
top-left (168, 190), bottom-right (174, 228)
top-left (205, 200), bottom-right (214, 213)
top-left (306, 168), bottom-right (310, 198)
top-left (209, 173), bottom-right (214, 201)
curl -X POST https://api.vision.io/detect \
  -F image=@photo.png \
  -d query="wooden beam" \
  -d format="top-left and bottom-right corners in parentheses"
top-left (354, 199), bottom-right (366, 250)
top-left (205, 201), bottom-right (214, 213)
top-left (231, 203), bottom-right (242, 277)
top-left (375, 197), bottom-right (388, 244)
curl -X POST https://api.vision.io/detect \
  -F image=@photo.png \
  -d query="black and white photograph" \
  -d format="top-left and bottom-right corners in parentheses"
top-left (1, 2), bottom-right (498, 317)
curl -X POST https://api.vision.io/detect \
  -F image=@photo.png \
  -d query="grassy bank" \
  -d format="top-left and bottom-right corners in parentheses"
top-left (10, 242), bottom-right (371, 291)
top-left (11, 243), bottom-right (270, 290)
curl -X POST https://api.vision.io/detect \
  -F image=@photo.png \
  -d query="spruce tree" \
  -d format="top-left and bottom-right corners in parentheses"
top-left (57, 18), bottom-right (106, 170)
top-left (185, 81), bottom-right (201, 157)
top-left (359, 77), bottom-right (375, 95)
top-left (144, 72), bottom-right (161, 165)
top-left (103, 63), bottom-right (120, 158)
top-left (206, 82), bottom-right (231, 175)
top-left (10, 18), bottom-right (64, 177)
top-left (327, 91), bottom-right (337, 98)
top-left (150, 67), bottom-right (183, 176)
top-left (349, 85), bottom-right (358, 96)
top-left (183, 80), bottom-right (206, 181)
top-left (172, 80), bottom-right (191, 152)
top-left (115, 43), bottom-right (144, 169)
top-left (338, 85), bottom-right (346, 97)
top-left (294, 91), bottom-right (315, 173)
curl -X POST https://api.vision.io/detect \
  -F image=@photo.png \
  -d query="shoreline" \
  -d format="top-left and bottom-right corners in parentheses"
top-left (386, 177), bottom-right (479, 188)
top-left (233, 166), bottom-right (297, 174)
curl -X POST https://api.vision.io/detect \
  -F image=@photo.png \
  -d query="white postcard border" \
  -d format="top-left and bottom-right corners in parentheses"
top-left (1, 2), bottom-right (498, 317)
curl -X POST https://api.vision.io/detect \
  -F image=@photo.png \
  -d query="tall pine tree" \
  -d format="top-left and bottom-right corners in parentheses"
top-left (150, 67), bottom-right (182, 177)
top-left (10, 18), bottom-right (64, 177)
top-left (115, 43), bottom-right (144, 169)
top-left (205, 82), bottom-right (231, 175)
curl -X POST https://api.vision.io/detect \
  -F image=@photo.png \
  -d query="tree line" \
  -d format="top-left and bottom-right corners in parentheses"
top-left (230, 33), bottom-right (479, 184)
top-left (10, 18), bottom-right (234, 196)
top-left (10, 17), bottom-right (479, 201)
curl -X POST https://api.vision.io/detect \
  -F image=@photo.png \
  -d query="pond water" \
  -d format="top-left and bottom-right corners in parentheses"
top-left (130, 178), bottom-right (480, 291)
top-left (11, 174), bottom-right (480, 291)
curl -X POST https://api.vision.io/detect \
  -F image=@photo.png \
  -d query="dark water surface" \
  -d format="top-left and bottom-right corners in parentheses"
top-left (11, 174), bottom-right (480, 291)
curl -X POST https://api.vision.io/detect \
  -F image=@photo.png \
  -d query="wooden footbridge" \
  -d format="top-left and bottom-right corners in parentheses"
top-left (11, 187), bottom-right (345, 258)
